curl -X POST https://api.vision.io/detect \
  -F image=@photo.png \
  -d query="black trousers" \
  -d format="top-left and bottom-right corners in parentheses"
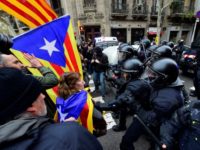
top-left (120, 117), bottom-right (145, 150)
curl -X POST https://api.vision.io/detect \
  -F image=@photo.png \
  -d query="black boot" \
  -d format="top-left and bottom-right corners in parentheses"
top-left (112, 124), bottom-right (126, 132)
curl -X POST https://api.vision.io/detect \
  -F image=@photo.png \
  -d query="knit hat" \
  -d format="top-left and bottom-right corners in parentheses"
top-left (0, 67), bottom-right (42, 124)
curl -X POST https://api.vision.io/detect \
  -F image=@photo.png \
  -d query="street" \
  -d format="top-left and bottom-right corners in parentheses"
top-left (91, 72), bottom-right (195, 150)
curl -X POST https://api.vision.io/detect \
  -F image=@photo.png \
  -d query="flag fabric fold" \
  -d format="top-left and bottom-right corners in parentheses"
top-left (0, 0), bottom-right (57, 28)
top-left (11, 15), bottom-right (83, 103)
top-left (56, 90), bottom-right (94, 133)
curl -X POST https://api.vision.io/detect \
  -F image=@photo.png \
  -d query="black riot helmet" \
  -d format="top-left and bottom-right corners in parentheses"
top-left (178, 39), bottom-right (184, 45)
top-left (160, 40), bottom-right (168, 46)
top-left (147, 58), bottom-right (179, 86)
top-left (147, 45), bottom-right (159, 56)
top-left (141, 39), bottom-right (151, 49)
top-left (148, 45), bottom-right (159, 52)
top-left (0, 34), bottom-right (13, 54)
top-left (118, 43), bottom-right (129, 51)
top-left (118, 44), bottom-right (138, 63)
top-left (153, 45), bottom-right (172, 59)
top-left (167, 42), bottom-right (174, 49)
top-left (121, 58), bottom-right (144, 80)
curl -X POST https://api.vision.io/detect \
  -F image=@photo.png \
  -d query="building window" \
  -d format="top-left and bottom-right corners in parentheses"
top-left (84, 0), bottom-right (96, 7)
top-left (49, 0), bottom-right (63, 16)
top-left (113, 0), bottom-right (126, 9)
top-left (189, 0), bottom-right (195, 11)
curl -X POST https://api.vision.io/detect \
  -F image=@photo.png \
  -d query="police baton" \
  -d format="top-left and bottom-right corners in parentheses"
top-left (134, 114), bottom-right (164, 149)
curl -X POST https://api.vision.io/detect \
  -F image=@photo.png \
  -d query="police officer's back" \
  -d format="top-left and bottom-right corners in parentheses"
top-left (160, 100), bottom-right (200, 150)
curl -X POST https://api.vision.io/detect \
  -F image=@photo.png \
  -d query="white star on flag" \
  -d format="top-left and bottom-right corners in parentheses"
top-left (40, 38), bottom-right (60, 56)
top-left (57, 106), bottom-right (69, 122)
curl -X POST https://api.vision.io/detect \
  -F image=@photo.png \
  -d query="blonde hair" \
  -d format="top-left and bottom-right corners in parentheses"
top-left (58, 72), bottom-right (81, 99)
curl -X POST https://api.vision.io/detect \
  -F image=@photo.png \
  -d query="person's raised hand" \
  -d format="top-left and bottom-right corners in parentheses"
top-left (24, 53), bottom-right (43, 68)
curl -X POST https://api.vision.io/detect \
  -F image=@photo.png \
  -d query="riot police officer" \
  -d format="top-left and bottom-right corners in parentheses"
top-left (192, 38), bottom-right (200, 99)
top-left (167, 41), bottom-right (175, 49)
top-left (138, 39), bottom-right (151, 62)
top-left (160, 40), bottom-right (168, 46)
top-left (174, 39), bottom-right (185, 64)
top-left (146, 45), bottom-right (189, 103)
top-left (167, 41), bottom-right (176, 60)
top-left (146, 45), bottom-right (159, 58)
top-left (107, 44), bottom-right (138, 89)
top-left (98, 58), bottom-right (152, 132)
top-left (118, 44), bottom-right (138, 65)
top-left (120, 58), bottom-right (184, 150)
top-left (144, 45), bottom-right (172, 66)
top-left (160, 100), bottom-right (200, 150)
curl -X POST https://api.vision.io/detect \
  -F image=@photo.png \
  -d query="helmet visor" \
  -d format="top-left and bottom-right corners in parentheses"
top-left (141, 66), bottom-right (159, 82)
top-left (118, 51), bottom-right (127, 62)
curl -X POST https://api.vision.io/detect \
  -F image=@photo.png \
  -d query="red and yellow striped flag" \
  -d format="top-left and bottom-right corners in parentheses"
top-left (0, 0), bottom-right (57, 28)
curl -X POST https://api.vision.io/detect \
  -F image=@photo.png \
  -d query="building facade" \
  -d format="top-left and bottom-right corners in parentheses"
top-left (0, 0), bottom-right (196, 45)
top-left (47, 0), bottom-right (198, 45)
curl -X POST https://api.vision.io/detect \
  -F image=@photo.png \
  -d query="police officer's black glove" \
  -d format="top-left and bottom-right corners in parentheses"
top-left (177, 107), bottom-right (191, 126)
top-left (94, 101), bottom-right (120, 112)
top-left (107, 101), bottom-right (120, 111)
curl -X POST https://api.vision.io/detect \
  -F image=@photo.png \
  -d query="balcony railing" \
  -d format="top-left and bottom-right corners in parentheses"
top-left (132, 5), bottom-right (148, 16)
top-left (151, 6), bottom-right (164, 17)
top-left (169, 4), bottom-right (195, 23)
top-left (83, 2), bottom-right (96, 12)
top-left (111, 4), bottom-right (129, 17)
top-left (171, 6), bottom-right (194, 15)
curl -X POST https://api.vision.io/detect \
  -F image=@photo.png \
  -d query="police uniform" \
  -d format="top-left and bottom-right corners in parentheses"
top-left (160, 100), bottom-right (200, 150)
top-left (120, 58), bottom-right (184, 150)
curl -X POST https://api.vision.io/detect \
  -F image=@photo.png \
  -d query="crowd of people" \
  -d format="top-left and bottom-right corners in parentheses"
top-left (0, 32), bottom-right (200, 150)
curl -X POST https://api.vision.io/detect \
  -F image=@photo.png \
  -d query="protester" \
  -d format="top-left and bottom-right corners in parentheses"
top-left (56, 72), bottom-right (106, 136)
top-left (0, 67), bottom-right (103, 150)
top-left (0, 53), bottom-right (58, 118)
top-left (0, 33), bottom-right (58, 118)
top-left (0, 53), bottom-right (58, 89)
top-left (91, 47), bottom-right (109, 98)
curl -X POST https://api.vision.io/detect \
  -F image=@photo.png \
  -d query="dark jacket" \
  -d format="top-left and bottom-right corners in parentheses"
top-left (0, 116), bottom-right (102, 150)
top-left (160, 100), bottom-right (200, 150)
top-left (33, 67), bottom-right (58, 89)
top-left (138, 86), bottom-right (184, 126)
top-left (92, 54), bottom-right (108, 73)
top-left (115, 79), bottom-right (152, 110)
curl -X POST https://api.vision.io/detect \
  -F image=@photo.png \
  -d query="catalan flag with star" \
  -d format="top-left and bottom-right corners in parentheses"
top-left (55, 90), bottom-right (94, 133)
top-left (11, 15), bottom-right (83, 103)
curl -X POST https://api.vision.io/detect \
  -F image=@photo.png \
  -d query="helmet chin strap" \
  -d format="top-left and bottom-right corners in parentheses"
top-left (149, 76), bottom-right (166, 88)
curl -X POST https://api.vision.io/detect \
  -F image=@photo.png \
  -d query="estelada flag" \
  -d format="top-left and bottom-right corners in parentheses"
top-left (0, 0), bottom-right (57, 28)
top-left (56, 90), bottom-right (94, 133)
top-left (11, 15), bottom-right (83, 103)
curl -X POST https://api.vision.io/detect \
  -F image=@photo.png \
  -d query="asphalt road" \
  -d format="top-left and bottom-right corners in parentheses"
top-left (90, 72), bottom-right (194, 150)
